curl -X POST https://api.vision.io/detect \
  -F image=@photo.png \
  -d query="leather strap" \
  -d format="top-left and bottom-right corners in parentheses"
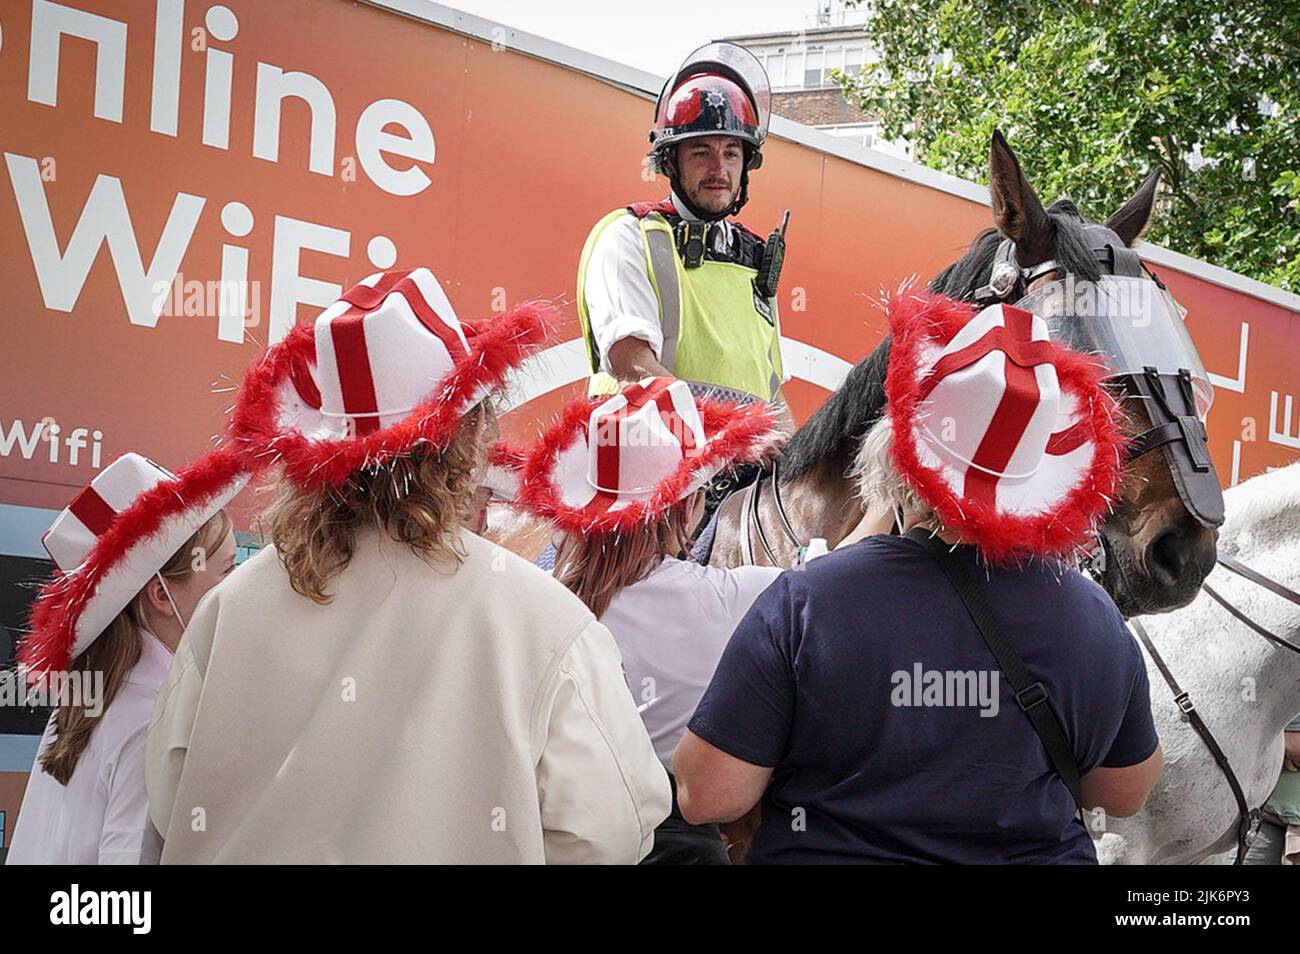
top-left (1127, 420), bottom-right (1187, 459)
top-left (769, 459), bottom-right (801, 552)
top-left (906, 529), bottom-right (1084, 810)
top-left (740, 476), bottom-right (757, 566)
top-left (1218, 555), bottom-right (1300, 608)
top-left (1130, 619), bottom-right (1260, 864)
top-left (1201, 583), bottom-right (1300, 656)
top-left (750, 471), bottom-right (780, 565)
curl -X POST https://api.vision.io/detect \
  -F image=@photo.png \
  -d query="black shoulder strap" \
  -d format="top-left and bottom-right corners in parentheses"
top-left (906, 529), bottom-right (1084, 809)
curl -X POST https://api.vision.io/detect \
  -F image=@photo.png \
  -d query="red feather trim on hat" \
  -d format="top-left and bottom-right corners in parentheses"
top-left (884, 290), bottom-right (1126, 563)
top-left (20, 448), bottom-right (249, 683)
top-left (515, 396), bottom-right (781, 537)
top-left (227, 302), bottom-right (553, 491)
top-left (489, 441), bottom-right (529, 473)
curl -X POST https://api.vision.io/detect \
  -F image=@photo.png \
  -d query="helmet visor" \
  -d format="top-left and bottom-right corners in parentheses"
top-left (1016, 276), bottom-right (1214, 419)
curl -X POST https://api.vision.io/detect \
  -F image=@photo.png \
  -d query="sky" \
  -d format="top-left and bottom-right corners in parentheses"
top-left (428, 0), bottom-right (868, 76)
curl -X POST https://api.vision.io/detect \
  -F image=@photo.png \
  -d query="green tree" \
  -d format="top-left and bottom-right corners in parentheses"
top-left (840, 0), bottom-right (1300, 291)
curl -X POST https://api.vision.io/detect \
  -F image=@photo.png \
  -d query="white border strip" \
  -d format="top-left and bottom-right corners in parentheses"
top-left (781, 338), bottom-right (854, 392)
top-left (365, 0), bottom-right (665, 94)
top-left (365, 1), bottom-right (1300, 313)
top-left (502, 339), bottom-right (591, 410)
top-left (766, 115), bottom-right (991, 204)
top-left (0, 504), bottom-right (58, 560)
top-left (501, 336), bottom-right (854, 407)
top-left (1136, 242), bottom-right (1300, 312)
top-left (0, 733), bottom-right (40, 774)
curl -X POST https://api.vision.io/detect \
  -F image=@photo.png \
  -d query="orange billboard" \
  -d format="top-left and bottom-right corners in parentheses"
top-left (1, 0), bottom-right (1298, 841)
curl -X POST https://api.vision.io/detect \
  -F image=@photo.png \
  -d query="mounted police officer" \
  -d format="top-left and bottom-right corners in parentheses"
top-left (575, 44), bottom-right (793, 555)
top-left (577, 42), bottom-right (793, 430)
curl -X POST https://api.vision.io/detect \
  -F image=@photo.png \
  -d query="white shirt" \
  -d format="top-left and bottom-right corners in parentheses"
top-left (599, 557), bottom-right (783, 769)
top-left (6, 631), bottom-right (172, 865)
top-left (583, 191), bottom-right (741, 371)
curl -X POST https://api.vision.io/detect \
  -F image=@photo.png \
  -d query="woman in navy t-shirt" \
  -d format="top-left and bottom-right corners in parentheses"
top-left (674, 294), bottom-right (1164, 863)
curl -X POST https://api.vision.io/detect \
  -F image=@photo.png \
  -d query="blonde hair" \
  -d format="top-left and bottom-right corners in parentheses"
top-left (39, 509), bottom-right (232, 785)
top-left (851, 415), bottom-right (937, 527)
top-left (267, 407), bottom-right (488, 604)
top-left (553, 498), bottom-right (698, 620)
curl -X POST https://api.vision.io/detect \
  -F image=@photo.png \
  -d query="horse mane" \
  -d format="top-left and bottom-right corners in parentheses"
top-left (780, 339), bottom-right (890, 481)
top-left (780, 199), bottom-right (1105, 483)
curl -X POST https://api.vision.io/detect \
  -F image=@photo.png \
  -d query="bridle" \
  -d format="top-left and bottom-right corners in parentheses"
top-left (979, 235), bottom-right (1287, 863)
top-left (739, 458), bottom-right (801, 566)
top-left (1130, 554), bottom-right (1300, 864)
top-left (742, 229), bottom-right (1224, 567)
top-left (977, 236), bottom-right (1220, 504)
top-left (972, 238), bottom-right (1062, 302)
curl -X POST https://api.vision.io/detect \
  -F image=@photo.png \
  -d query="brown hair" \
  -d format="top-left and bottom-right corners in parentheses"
top-left (39, 508), bottom-right (233, 785)
top-left (268, 407), bottom-right (489, 604)
top-left (553, 497), bottom-right (698, 619)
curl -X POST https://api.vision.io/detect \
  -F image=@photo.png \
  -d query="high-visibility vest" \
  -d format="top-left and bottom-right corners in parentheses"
top-left (576, 202), bottom-right (784, 400)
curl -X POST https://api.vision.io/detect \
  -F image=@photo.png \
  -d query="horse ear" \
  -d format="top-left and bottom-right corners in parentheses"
top-left (1105, 169), bottom-right (1161, 247)
top-left (988, 129), bottom-right (1052, 262)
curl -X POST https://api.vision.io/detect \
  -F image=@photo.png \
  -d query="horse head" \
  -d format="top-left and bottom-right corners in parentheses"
top-left (932, 131), bottom-right (1221, 616)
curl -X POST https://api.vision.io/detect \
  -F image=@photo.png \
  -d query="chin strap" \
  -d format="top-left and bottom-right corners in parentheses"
top-left (155, 572), bottom-right (188, 631)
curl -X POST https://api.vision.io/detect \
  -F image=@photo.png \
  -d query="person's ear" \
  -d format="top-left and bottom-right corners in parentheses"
top-left (142, 575), bottom-right (174, 618)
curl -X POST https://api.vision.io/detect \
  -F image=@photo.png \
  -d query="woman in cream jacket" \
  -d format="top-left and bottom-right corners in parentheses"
top-left (145, 268), bottom-right (669, 864)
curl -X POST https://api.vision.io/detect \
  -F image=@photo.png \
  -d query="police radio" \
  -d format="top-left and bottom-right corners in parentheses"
top-left (755, 210), bottom-right (790, 300)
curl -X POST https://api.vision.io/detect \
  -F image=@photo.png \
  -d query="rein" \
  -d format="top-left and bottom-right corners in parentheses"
top-left (1132, 554), bottom-right (1300, 864)
top-left (741, 459), bottom-right (802, 566)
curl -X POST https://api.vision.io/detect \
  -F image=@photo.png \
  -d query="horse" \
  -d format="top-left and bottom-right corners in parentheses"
top-left (708, 131), bottom-right (1220, 620)
top-left (1097, 460), bottom-right (1300, 864)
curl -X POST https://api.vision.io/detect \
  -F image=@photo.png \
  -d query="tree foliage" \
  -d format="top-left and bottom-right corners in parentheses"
top-left (840, 0), bottom-right (1300, 290)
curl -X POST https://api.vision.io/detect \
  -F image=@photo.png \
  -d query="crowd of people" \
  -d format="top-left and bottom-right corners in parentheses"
top-left (9, 42), bottom-right (1290, 866)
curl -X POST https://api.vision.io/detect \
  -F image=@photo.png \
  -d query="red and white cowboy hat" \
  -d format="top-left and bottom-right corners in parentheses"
top-left (227, 267), bottom-right (551, 490)
top-left (886, 292), bottom-right (1125, 562)
top-left (515, 376), bottom-right (780, 535)
top-left (20, 449), bottom-right (249, 682)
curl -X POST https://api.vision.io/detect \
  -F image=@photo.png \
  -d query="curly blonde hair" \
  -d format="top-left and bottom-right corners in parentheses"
top-left (268, 407), bottom-right (489, 604)
top-left (851, 415), bottom-right (936, 525)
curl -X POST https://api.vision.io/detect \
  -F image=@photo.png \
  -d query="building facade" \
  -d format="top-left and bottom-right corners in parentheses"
top-left (724, 13), bottom-right (912, 160)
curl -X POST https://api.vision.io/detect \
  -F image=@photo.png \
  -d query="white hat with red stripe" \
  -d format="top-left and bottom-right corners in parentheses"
top-left (228, 267), bottom-right (551, 490)
top-left (885, 292), bottom-right (1125, 561)
top-left (21, 449), bottom-right (248, 680)
top-left (515, 376), bottom-right (780, 535)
